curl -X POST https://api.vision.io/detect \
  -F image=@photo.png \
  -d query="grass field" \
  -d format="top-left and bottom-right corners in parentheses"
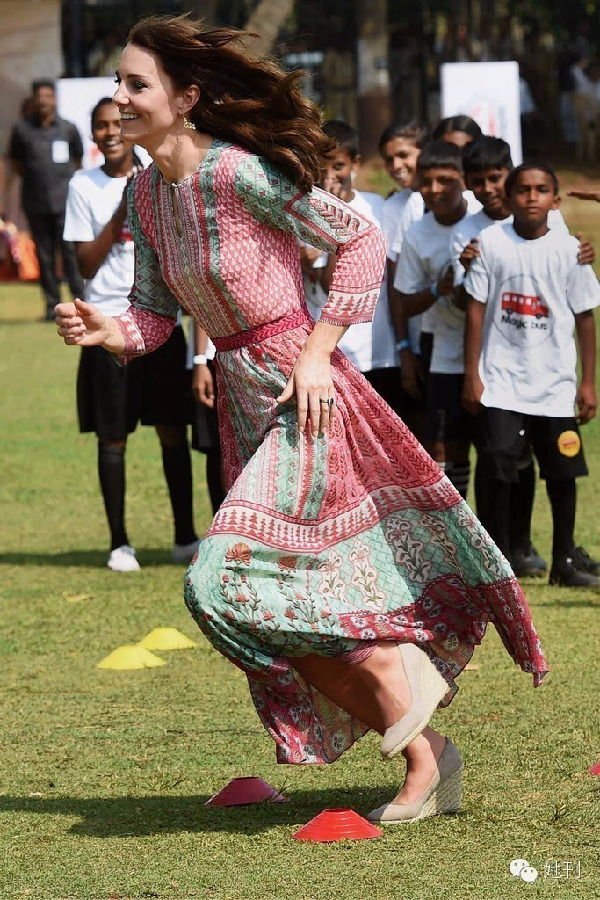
top-left (1, 190), bottom-right (600, 899)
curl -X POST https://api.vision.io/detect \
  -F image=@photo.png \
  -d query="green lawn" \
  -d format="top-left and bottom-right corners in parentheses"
top-left (1, 193), bottom-right (600, 900)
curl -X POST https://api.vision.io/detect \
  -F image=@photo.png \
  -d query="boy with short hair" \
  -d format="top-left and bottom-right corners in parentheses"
top-left (463, 163), bottom-right (600, 587)
top-left (453, 138), bottom-right (566, 577)
top-left (393, 140), bottom-right (478, 498)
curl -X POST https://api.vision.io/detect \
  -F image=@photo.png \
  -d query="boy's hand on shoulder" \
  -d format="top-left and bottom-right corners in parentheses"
top-left (574, 233), bottom-right (595, 266)
top-left (459, 238), bottom-right (480, 272)
top-left (462, 372), bottom-right (484, 416)
top-left (576, 382), bottom-right (597, 424)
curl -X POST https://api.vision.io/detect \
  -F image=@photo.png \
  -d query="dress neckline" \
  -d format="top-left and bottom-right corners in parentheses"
top-left (160, 137), bottom-right (221, 188)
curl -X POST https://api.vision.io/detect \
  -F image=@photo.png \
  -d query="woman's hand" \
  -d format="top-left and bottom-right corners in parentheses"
top-left (192, 363), bottom-right (215, 408)
top-left (55, 298), bottom-right (123, 352)
top-left (277, 344), bottom-right (336, 436)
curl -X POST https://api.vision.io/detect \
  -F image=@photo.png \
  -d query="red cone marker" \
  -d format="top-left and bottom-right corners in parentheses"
top-left (206, 776), bottom-right (288, 807)
top-left (293, 808), bottom-right (383, 842)
top-left (588, 761), bottom-right (600, 775)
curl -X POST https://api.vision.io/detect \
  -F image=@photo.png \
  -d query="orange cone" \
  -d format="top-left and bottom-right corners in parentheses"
top-left (293, 808), bottom-right (383, 842)
top-left (206, 777), bottom-right (288, 807)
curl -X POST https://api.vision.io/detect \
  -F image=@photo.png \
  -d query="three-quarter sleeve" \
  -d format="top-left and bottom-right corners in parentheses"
top-left (234, 155), bottom-right (386, 326)
top-left (112, 179), bottom-right (179, 362)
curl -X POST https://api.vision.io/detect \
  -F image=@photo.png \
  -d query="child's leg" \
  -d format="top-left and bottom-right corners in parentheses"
top-left (155, 424), bottom-right (198, 547)
top-left (545, 478), bottom-right (576, 560)
top-left (531, 416), bottom-right (597, 586)
top-left (206, 448), bottom-right (226, 515)
top-left (511, 457), bottom-right (536, 554)
top-left (98, 439), bottom-right (129, 550)
top-left (473, 407), bottom-right (522, 560)
top-left (428, 374), bottom-right (471, 499)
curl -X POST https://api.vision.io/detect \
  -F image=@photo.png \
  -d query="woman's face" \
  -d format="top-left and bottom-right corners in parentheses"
top-left (113, 43), bottom-right (184, 148)
top-left (381, 137), bottom-right (420, 189)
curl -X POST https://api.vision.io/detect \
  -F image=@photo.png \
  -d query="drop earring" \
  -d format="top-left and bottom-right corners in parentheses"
top-left (183, 116), bottom-right (197, 130)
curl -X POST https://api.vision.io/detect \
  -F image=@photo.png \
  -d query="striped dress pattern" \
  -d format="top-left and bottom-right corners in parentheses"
top-left (114, 140), bottom-right (548, 765)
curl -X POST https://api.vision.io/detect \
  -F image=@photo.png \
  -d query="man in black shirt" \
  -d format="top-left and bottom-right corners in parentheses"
top-left (5, 80), bottom-right (85, 320)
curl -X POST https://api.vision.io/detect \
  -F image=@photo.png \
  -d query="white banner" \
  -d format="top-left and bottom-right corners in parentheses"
top-left (441, 61), bottom-right (522, 165)
top-left (56, 77), bottom-right (151, 169)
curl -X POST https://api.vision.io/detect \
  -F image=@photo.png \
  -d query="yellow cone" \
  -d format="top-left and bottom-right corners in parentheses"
top-left (138, 627), bottom-right (197, 651)
top-left (97, 644), bottom-right (167, 670)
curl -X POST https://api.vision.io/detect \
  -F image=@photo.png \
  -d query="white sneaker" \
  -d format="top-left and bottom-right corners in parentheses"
top-left (171, 539), bottom-right (201, 563)
top-left (107, 545), bottom-right (141, 572)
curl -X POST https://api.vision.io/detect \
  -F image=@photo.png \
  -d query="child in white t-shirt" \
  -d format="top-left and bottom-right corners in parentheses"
top-left (394, 141), bottom-right (477, 498)
top-left (389, 117), bottom-right (483, 421)
top-left (464, 163), bottom-right (600, 587)
top-left (303, 121), bottom-right (403, 415)
top-left (64, 98), bottom-right (199, 571)
top-left (452, 137), bottom-right (595, 579)
top-left (378, 121), bottom-right (429, 434)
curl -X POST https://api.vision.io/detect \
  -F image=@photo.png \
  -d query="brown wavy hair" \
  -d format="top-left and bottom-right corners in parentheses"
top-left (127, 15), bottom-right (334, 191)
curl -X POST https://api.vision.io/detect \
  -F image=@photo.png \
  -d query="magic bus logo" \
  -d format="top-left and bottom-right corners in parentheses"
top-left (501, 292), bottom-right (549, 319)
top-left (495, 275), bottom-right (553, 347)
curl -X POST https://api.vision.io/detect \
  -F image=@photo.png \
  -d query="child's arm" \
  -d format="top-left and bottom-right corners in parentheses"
top-left (192, 323), bottom-right (215, 409)
top-left (567, 189), bottom-right (600, 202)
top-left (462, 297), bottom-right (486, 415)
top-left (394, 265), bottom-right (454, 317)
top-left (574, 310), bottom-right (597, 423)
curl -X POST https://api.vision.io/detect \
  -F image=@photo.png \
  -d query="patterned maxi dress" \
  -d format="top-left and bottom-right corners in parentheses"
top-left (115, 140), bottom-right (548, 765)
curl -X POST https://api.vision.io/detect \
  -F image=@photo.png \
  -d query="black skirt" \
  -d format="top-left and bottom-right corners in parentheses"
top-left (77, 325), bottom-right (192, 441)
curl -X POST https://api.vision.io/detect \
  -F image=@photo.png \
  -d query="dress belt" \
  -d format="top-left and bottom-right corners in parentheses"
top-left (212, 307), bottom-right (311, 352)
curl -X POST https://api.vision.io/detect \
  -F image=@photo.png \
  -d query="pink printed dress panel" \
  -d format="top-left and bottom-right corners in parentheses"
top-left (114, 140), bottom-right (547, 765)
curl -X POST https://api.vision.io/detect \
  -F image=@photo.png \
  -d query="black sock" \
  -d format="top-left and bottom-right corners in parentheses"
top-left (510, 461), bottom-right (536, 554)
top-left (546, 478), bottom-right (576, 561)
top-left (162, 443), bottom-right (197, 546)
top-left (445, 460), bottom-right (470, 500)
top-left (477, 474), bottom-right (512, 560)
top-left (206, 449), bottom-right (226, 515)
top-left (98, 442), bottom-right (128, 550)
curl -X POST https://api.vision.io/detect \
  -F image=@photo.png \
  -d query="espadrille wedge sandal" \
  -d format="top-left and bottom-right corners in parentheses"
top-left (380, 643), bottom-right (449, 760)
top-left (367, 738), bottom-right (463, 824)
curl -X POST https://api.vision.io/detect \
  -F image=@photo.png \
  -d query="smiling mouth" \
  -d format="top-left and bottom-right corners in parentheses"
top-left (121, 114), bottom-right (140, 121)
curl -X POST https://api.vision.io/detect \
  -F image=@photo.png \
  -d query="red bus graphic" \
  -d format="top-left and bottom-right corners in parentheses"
top-left (501, 292), bottom-right (549, 319)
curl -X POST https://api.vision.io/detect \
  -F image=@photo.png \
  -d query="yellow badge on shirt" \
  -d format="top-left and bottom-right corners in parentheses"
top-left (557, 430), bottom-right (581, 458)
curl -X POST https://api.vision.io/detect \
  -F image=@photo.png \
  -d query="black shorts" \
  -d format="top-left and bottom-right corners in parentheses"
top-left (191, 360), bottom-right (221, 453)
top-left (363, 366), bottom-right (426, 419)
top-left (476, 407), bottom-right (588, 482)
top-left (77, 325), bottom-right (192, 441)
top-left (426, 372), bottom-right (473, 444)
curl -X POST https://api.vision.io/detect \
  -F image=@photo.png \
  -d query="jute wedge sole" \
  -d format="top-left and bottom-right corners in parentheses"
top-left (380, 643), bottom-right (449, 760)
top-left (368, 738), bottom-right (463, 824)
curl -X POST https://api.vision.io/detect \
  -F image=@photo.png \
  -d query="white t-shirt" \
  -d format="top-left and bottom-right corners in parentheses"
top-left (394, 202), bottom-right (477, 374)
top-left (465, 223), bottom-right (600, 416)
top-left (392, 191), bottom-right (481, 353)
top-left (381, 189), bottom-right (413, 260)
top-left (64, 168), bottom-right (135, 316)
top-left (304, 190), bottom-right (396, 373)
top-left (389, 191), bottom-right (426, 262)
top-left (390, 189), bottom-right (481, 261)
top-left (451, 208), bottom-right (568, 286)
